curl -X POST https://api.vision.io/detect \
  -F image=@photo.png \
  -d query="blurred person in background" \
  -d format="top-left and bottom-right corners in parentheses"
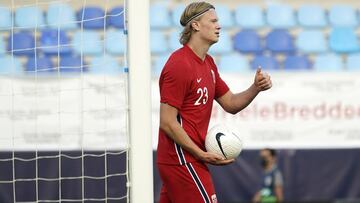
top-left (253, 148), bottom-right (284, 203)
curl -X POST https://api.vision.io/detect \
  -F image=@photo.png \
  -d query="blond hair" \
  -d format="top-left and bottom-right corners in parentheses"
top-left (179, 2), bottom-right (215, 45)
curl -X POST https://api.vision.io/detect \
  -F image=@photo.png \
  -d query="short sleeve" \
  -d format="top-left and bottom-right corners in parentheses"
top-left (274, 170), bottom-right (284, 186)
top-left (159, 59), bottom-right (192, 110)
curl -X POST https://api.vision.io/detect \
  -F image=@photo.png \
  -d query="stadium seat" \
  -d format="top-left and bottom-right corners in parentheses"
top-left (15, 6), bottom-right (45, 29)
top-left (72, 30), bottom-right (103, 55)
top-left (329, 5), bottom-right (358, 27)
top-left (77, 6), bottom-right (105, 29)
top-left (0, 35), bottom-right (5, 55)
top-left (153, 54), bottom-right (169, 76)
top-left (234, 5), bottom-right (264, 28)
top-left (107, 6), bottom-right (124, 29)
top-left (218, 53), bottom-right (250, 72)
top-left (214, 4), bottom-right (235, 29)
top-left (169, 30), bottom-right (182, 51)
top-left (150, 2), bottom-right (172, 29)
top-left (266, 4), bottom-right (296, 28)
top-left (345, 53), bottom-right (360, 71)
top-left (105, 30), bottom-right (126, 55)
top-left (314, 53), bottom-right (343, 71)
top-left (329, 28), bottom-right (359, 53)
top-left (25, 56), bottom-right (54, 73)
top-left (59, 55), bottom-right (88, 72)
top-left (90, 55), bottom-right (122, 74)
top-left (40, 29), bottom-right (72, 55)
top-left (296, 30), bottom-right (327, 53)
top-left (150, 31), bottom-right (168, 54)
top-left (251, 55), bottom-right (279, 70)
top-left (233, 30), bottom-right (263, 54)
top-left (209, 30), bottom-right (233, 55)
top-left (284, 55), bottom-right (312, 70)
top-left (0, 55), bottom-right (23, 74)
top-left (0, 7), bottom-right (12, 30)
top-left (297, 5), bottom-right (327, 28)
top-left (47, 3), bottom-right (77, 30)
top-left (7, 32), bottom-right (35, 56)
top-left (171, 4), bottom-right (186, 27)
top-left (265, 29), bottom-right (295, 53)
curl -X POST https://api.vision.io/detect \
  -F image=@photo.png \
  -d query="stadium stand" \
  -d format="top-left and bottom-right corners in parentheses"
top-left (234, 5), bottom-right (265, 28)
top-left (46, 3), bottom-right (78, 30)
top-left (0, 6), bottom-right (12, 30)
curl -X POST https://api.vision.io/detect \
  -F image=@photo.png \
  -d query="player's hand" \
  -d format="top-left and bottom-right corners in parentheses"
top-left (199, 151), bottom-right (235, 165)
top-left (254, 67), bottom-right (272, 92)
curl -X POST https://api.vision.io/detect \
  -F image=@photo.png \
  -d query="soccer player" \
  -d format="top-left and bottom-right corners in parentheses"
top-left (157, 2), bottom-right (272, 203)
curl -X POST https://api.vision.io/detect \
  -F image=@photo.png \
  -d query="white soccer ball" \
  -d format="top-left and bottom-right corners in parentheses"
top-left (205, 123), bottom-right (243, 160)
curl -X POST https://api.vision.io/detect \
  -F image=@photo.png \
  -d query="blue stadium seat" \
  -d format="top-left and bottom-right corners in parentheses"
top-left (171, 4), bottom-right (186, 28)
top-left (297, 5), bottom-right (327, 28)
top-left (209, 30), bottom-right (233, 55)
top-left (251, 55), bottom-right (279, 70)
top-left (77, 7), bottom-right (105, 29)
top-left (0, 55), bottom-right (23, 74)
top-left (266, 4), bottom-right (296, 28)
top-left (47, 3), bottom-right (77, 30)
top-left (234, 5), bottom-right (264, 28)
top-left (40, 29), bottom-right (72, 55)
top-left (219, 53), bottom-right (250, 73)
top-left (150, 31), bottom-right (168, 54)
top-left (59, 55), bottom-right (87, 72)
top-left (314, 53), bottom-right (343, 71)
top-left (15, 6), bottom-right (45, 29)
top-left (0, 35), bottom-right (5, 55)
top-left (7, 32), bottom-right (35, 56)
top-left (0, 7), bottom-right (12, 30)
top-left (345, 53), bottom-right (360, 71)
top-left (150, 2), bottom-right (172, 29)
top-left (284, 55), bottom-right (312, 70)
top-left (90, 55), bottom-right (122, 74)
top-left (329, 28), bottom-right (359, 53)
top-left (107, 6), bottom-right (124, 29)
top-left (169, 30), bottom-right (182, 51)
top-left (233, 30), bottom-right (263, 54)
top-left (105, 30), bottom-right (126, 55)
top-left (25, 56), bottom-right (54, 73)
top-left (72, 30), bottom-right (103, 55)
top-left (296, 30), bottom-right (327, 53)
top-left (153, 54), bottom-right (169, 76)
top-left (265, 29), bottom-right (295, 53)
top-left (215, 4), bottom-right (234, 29)
top-left (329, 5), bottom-right (358, 27)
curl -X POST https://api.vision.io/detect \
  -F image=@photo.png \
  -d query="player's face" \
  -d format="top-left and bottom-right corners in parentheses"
top-left (197, 9), bottom-right (221, 45)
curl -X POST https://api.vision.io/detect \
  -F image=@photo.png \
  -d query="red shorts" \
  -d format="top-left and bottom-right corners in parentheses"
top-left (158, 162), bottom-right (218, 203)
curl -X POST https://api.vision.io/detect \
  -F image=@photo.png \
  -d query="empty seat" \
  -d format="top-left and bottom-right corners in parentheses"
top-left (171, 4), bottom-right (186, 27)
top-left (219, 53), bottom-right (250, 72)
top-left (296, 30), bottom-right (327, 53)
top-left (107, 6), bottom-right (124, 29)
top-left (314, 53), bottom-right (343, 71)
top-left (284, 55), bottom-right (312, 70)
top-left (233, 30), bottom-right (263, 54)
top-left (153, 54), bottom-right (170, 76)
top-left (215, 4), bottom-right (234, 29)
top-left (90, 55), bottom-right (122, 74)
top-left (150, 2), bottom-right (172, 29)
top-left (0, 35), bottom-right (5, 55)
top-left (265, 29), bottom-right (295, 53)
top-left (59, 55), bottom-right (87, 72)
top-left (346, 53), bottom-right (360, 71)
top-left (266, 4), bottom-right (296, 28)
top-left (329, 28), bottom-right (359, 53)
top-left (209, 30), bottom-right (233, 55)
top-left (77, 6), bottom-right (105, 29)
top-left (25, 56), bottom-right (54, 73)
top-left (251, 55), bottom-right (279, 70)
top-left (0, 55), bottom-right (23, 74)
top-left (169, 30), bottom-right (182, 51)
top-left (234, 5), bottom-right (264, 28)
top-left (15, 6), bottom-right (45, 29)
top-left (297, 5), bottom-right (327, 28)
top-left (47, 3), bottom-right (77, 30)
top-left (72, 30), bottom-right (103, 55)
top-left (40, 29), bottom-right (72, 55)
top-left (7, 32), bottom-right (35, 56)
top-left (329, 5), bottom-right (358, 27)
top-left (150, 31), bottom-right (168, 54)
top-left (0, 7), bottom-right (12, 30)
top-left (105, 30), bottom-right (126, 55)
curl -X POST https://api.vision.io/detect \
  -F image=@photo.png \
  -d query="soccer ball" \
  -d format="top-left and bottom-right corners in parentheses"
top-left (205, 123), bottom-right (243, 159)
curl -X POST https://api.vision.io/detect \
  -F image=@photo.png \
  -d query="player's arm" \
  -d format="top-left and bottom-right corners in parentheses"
top-left (274, 185), bottom-right (284, 202)
top-left (216, 68), bottom-right (272, 114)
top-left (252, 191), bottom-right (261, 203)
top-left (159, 103), bottom-right (234, 165)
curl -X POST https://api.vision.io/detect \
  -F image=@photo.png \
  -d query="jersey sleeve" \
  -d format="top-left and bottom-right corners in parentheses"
top-left (159, 59), bottom-right (192, 110)
top-left (274, 170), bottom-right (284, 186)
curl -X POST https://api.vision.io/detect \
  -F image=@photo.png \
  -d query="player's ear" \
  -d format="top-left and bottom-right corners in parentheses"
top-left (191, 21), bottom-right (200, 32)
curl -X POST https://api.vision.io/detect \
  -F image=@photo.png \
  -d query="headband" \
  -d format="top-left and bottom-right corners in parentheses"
top-left (180, 6), bottom-right (215, 27)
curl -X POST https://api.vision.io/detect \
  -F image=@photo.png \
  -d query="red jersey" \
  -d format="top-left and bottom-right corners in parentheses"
top-left (157, 45), bottom-right (229, 165)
